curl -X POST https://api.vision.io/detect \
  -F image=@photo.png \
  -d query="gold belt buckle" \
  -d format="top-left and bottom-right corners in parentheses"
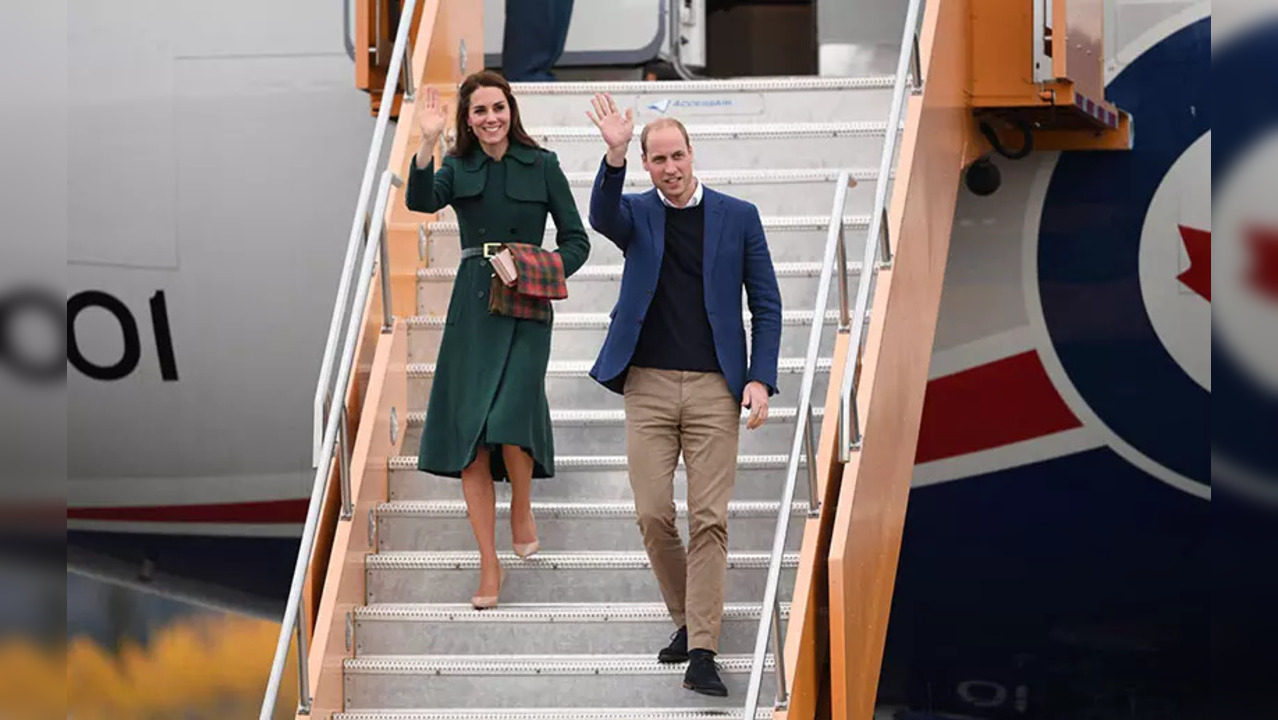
top-left (482, 242), bottom-right (502, 258)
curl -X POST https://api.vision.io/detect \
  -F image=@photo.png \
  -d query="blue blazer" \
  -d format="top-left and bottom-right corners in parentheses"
top-left (587, 157), bottom-right (783, 401)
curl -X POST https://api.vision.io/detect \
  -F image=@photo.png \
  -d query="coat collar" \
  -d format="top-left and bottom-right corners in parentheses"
top-left (460, 140), bottom-right (540, 171)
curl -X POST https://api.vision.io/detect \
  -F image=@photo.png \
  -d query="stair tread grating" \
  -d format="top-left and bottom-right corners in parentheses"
top-left (389, 454), bottom-right (803, 471)
top-left (561, 167), bottom-right (883, 186)
top-left (420, 259), bottom-right (856, 281)
top-left (376, 500), bottom-right (809, 519)
top-left (344, 653), bottom-right (775, 675)
top-left (354, 601), bottom-right (789, 623)
top-left (367, 551), bottom-right (800, 571)
top-left (404, 406), bottom-right (825, 427)
top-left (407, 357), bottom-right (831, 377)
top-left (527, 121), bottom-right (892, 140)
top-left (512, 75), bottom-right (895, 93)
top-left (425, 214), bottom-right (868, 235)
top-left (408, 309), bottom-right (842, 329)
top-left (336, 710), bottom-right (775, 720)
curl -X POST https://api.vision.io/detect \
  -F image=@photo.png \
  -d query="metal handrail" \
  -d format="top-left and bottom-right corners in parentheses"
top-left (263, 0), bottom-right (420, 714)
top-left (259, 171), bottom-right (401, 720)
top-left (839, 0), bottom-right (927, 462)
top-left (313, 0), bottom-right (421, 467)
top-left (742, 0), bottom-right (928, 713)
top-left (741, 171), bottom-right (854, 716)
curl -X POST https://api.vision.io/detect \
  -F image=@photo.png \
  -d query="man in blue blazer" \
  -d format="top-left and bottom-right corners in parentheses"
top-left (585, 93), bottom-right (782, 697)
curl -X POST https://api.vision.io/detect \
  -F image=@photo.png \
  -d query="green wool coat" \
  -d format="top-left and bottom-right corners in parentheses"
top-left (405, 141), bottom-right (590, 482)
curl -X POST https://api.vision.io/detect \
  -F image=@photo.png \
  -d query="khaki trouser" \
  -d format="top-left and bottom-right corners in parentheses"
top-left (623, 367), bottom-right (740, 652)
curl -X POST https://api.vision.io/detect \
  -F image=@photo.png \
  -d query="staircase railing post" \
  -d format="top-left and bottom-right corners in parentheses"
top-left (379, 174), bottom-right (404, 334)
top-left (878, 206), bottom-right (894, 266)
top-left (295, 596), bottom-right (313, 715)
top-left (338, 403), bottom-right (353, 520)
top-left (804, 407), bottom-right (821, 516)
top-left (836, 223), bottom-right (852, 331)
top-left (771, 598), bottom-right (790, 710)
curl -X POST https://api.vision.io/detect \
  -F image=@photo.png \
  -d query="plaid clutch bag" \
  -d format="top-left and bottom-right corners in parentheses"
top-left (488, 243), bottom-right (568, 323)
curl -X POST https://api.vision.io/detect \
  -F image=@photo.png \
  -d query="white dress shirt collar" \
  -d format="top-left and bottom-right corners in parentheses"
top-left (658, 178), bottom-right (704, 209)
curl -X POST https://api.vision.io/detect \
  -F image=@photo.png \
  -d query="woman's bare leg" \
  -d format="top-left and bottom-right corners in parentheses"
top-left (503, 445), bottom-right (539, 554)
top-left (461, 447), bottom-right (502, 600)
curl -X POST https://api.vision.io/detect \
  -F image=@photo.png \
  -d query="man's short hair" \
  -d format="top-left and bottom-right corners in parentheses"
top-left (640, 117), bottom-right (691, 156)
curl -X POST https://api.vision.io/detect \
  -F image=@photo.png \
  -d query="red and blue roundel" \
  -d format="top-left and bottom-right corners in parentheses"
top-left (1036, 14), bottom-right (1278, 501)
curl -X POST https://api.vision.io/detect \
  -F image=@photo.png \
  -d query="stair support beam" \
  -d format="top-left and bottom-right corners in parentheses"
top-left (828, 0), bottom-right (980, 716)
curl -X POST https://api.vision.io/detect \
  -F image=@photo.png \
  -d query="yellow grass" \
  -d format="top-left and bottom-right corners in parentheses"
top-left (1, 613), bottom-right (300, 720)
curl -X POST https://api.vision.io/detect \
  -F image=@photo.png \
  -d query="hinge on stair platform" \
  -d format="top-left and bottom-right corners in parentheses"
top-left (368, 507), bottom-right (378, 548)
top-left (345, 611), bottom-right (354, 652)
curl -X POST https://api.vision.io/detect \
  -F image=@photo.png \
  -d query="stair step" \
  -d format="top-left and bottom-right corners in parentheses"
top-left (417, 260), bottom-right (860, 314)
top-left (390, 454), bottom-right (801, 471)
top-left (406, 309), bottom-right (845, 365)
top-left (407, 308), bottom-right (840, 330)
top-left (337, 709), bottom-right (773, 720)
top-left (389, 454), bottom-right (811, 504)
top-left (338, 710), bottom-right (772, 720)
top-left (516, 76), bottom-right (893, 91)
top-left (512, 74), bottom-right (893, 126)
top-left (367, 551), bottom-right (799, 570)
top-left (356, 601), bottom-right (786, 622)
top-left (418, 260), bottom-right (850, 282)
top-left (365, 551), bottom-right (799, 605)
top-left (375, 500), bottom-right (808, 553)
top-left (404, 407), bottom-right (824, 427)
top-left (421, 214), bottom-right (868, 268)
top-left (354, 601), bottom-right (790, 656)
top-left (559, 167), bottom-right (882, 216)
top-left (425, 214), bottom-right (865, 235)
top-left (397, 406), bottom-right (825, 460)
top-left (377, 500), bottom-right (806, 518)
top-left (526, 121), bottom-right (894, 172)
top-left (407, 357), bottom-right (829, 379)
top-left (406, 358), bottom-right (831, 411)
top-left (342, 654), bottom-right (775, 709)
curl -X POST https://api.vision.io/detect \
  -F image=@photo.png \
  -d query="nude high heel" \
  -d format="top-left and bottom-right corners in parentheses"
top-left (471, 566), bottom-right (505, 610)
top-left (512, 509), bottom-right (540, 559)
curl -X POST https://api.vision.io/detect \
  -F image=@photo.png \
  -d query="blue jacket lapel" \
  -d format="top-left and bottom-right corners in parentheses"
top-left (645, 189), bottom-right (666, 263)
top-left (704, 188), bottom-right (724, 272)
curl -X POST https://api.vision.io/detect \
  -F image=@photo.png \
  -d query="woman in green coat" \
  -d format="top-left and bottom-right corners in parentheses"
top-left (405, 72), bottom-right (590, 608)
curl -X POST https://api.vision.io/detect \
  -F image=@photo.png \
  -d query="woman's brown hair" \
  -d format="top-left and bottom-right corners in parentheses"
top-left (449, 70), bottom-right (541, 157)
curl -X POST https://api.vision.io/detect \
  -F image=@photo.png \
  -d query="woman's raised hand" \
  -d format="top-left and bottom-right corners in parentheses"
top-left (415, 86), bottom-right (449, 145)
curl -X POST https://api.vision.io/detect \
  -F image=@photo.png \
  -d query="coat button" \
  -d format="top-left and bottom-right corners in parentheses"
top-left (479, 228), bottom-right (487, 236)
top-left (510, 228), bottom-right (518, 235)
top-left (477, 291), bottom-right (485, 298)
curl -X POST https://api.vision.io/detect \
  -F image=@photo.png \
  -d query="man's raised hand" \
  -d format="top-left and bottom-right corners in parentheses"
top-left (586, 93), bottom-right (633, 166)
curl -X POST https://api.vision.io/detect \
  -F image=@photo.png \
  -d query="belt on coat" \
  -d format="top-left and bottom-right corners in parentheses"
top-left (459, 243), bottom-right (505, 260)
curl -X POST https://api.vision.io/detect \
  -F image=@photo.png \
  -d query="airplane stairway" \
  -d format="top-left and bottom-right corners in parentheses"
top-left (335, 75), bottom-right (897, 719)
top-left (260, 0), bottom-right (970, 717)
